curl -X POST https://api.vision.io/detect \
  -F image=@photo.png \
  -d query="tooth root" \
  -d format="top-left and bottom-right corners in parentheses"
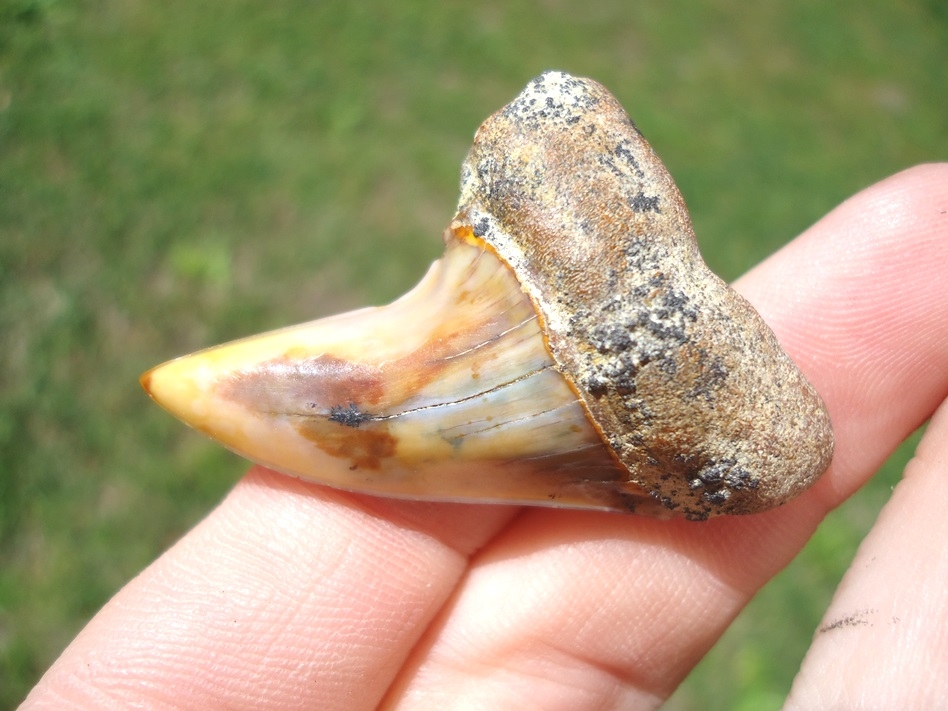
top-left (142, 239), bottom-right (657, 513)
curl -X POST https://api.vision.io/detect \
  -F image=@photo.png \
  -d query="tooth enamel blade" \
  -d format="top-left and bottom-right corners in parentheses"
top-left (142, 239), bottom-right (656, 513)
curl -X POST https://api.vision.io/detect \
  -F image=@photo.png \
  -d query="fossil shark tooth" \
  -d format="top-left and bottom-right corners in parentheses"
top-left (142, 71), bottom-right (834, 519)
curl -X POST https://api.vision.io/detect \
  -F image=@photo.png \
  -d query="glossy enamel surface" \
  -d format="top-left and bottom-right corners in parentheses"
top-left (143, 239), bottom-right (659, 512)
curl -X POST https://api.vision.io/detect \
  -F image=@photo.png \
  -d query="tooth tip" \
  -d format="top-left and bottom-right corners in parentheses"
top-left (140, 359), bottom-right (178, 404)
top-left (139, 356), bottom-right (199, 422)
top-left (139, 367), bottom-right (156, 396)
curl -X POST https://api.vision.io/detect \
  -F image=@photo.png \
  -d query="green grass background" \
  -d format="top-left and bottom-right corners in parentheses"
top-left (2, 0), bottom-right (945, 707)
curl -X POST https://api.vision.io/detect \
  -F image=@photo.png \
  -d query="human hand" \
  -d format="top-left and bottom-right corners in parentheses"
top-left (20, 164), bottom-right (948, 710)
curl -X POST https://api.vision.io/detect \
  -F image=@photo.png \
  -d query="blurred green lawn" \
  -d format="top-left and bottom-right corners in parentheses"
top-left (2, 0), bottom-right (945, 707)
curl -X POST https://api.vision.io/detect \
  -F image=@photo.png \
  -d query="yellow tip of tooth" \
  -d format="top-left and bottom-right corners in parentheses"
top-left (140, 355), bottom-right (216, 435)
top-left (140, 360), bottom-right (181, 409)
top-left (141, 346), bottom-right (325, 478)
top-left (139, 368), bottom-right (154, 396)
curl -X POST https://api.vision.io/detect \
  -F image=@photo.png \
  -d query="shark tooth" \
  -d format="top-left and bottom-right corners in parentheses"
top-left (142, 71), bottom-right (834, 519)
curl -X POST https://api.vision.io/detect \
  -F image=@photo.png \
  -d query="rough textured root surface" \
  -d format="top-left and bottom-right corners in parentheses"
top-left (452, 71), bottom-right (834, 518)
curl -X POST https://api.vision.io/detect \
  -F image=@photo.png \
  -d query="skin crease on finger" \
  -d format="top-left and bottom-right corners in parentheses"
top-left (19, 165), bottom-right (948, 711)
